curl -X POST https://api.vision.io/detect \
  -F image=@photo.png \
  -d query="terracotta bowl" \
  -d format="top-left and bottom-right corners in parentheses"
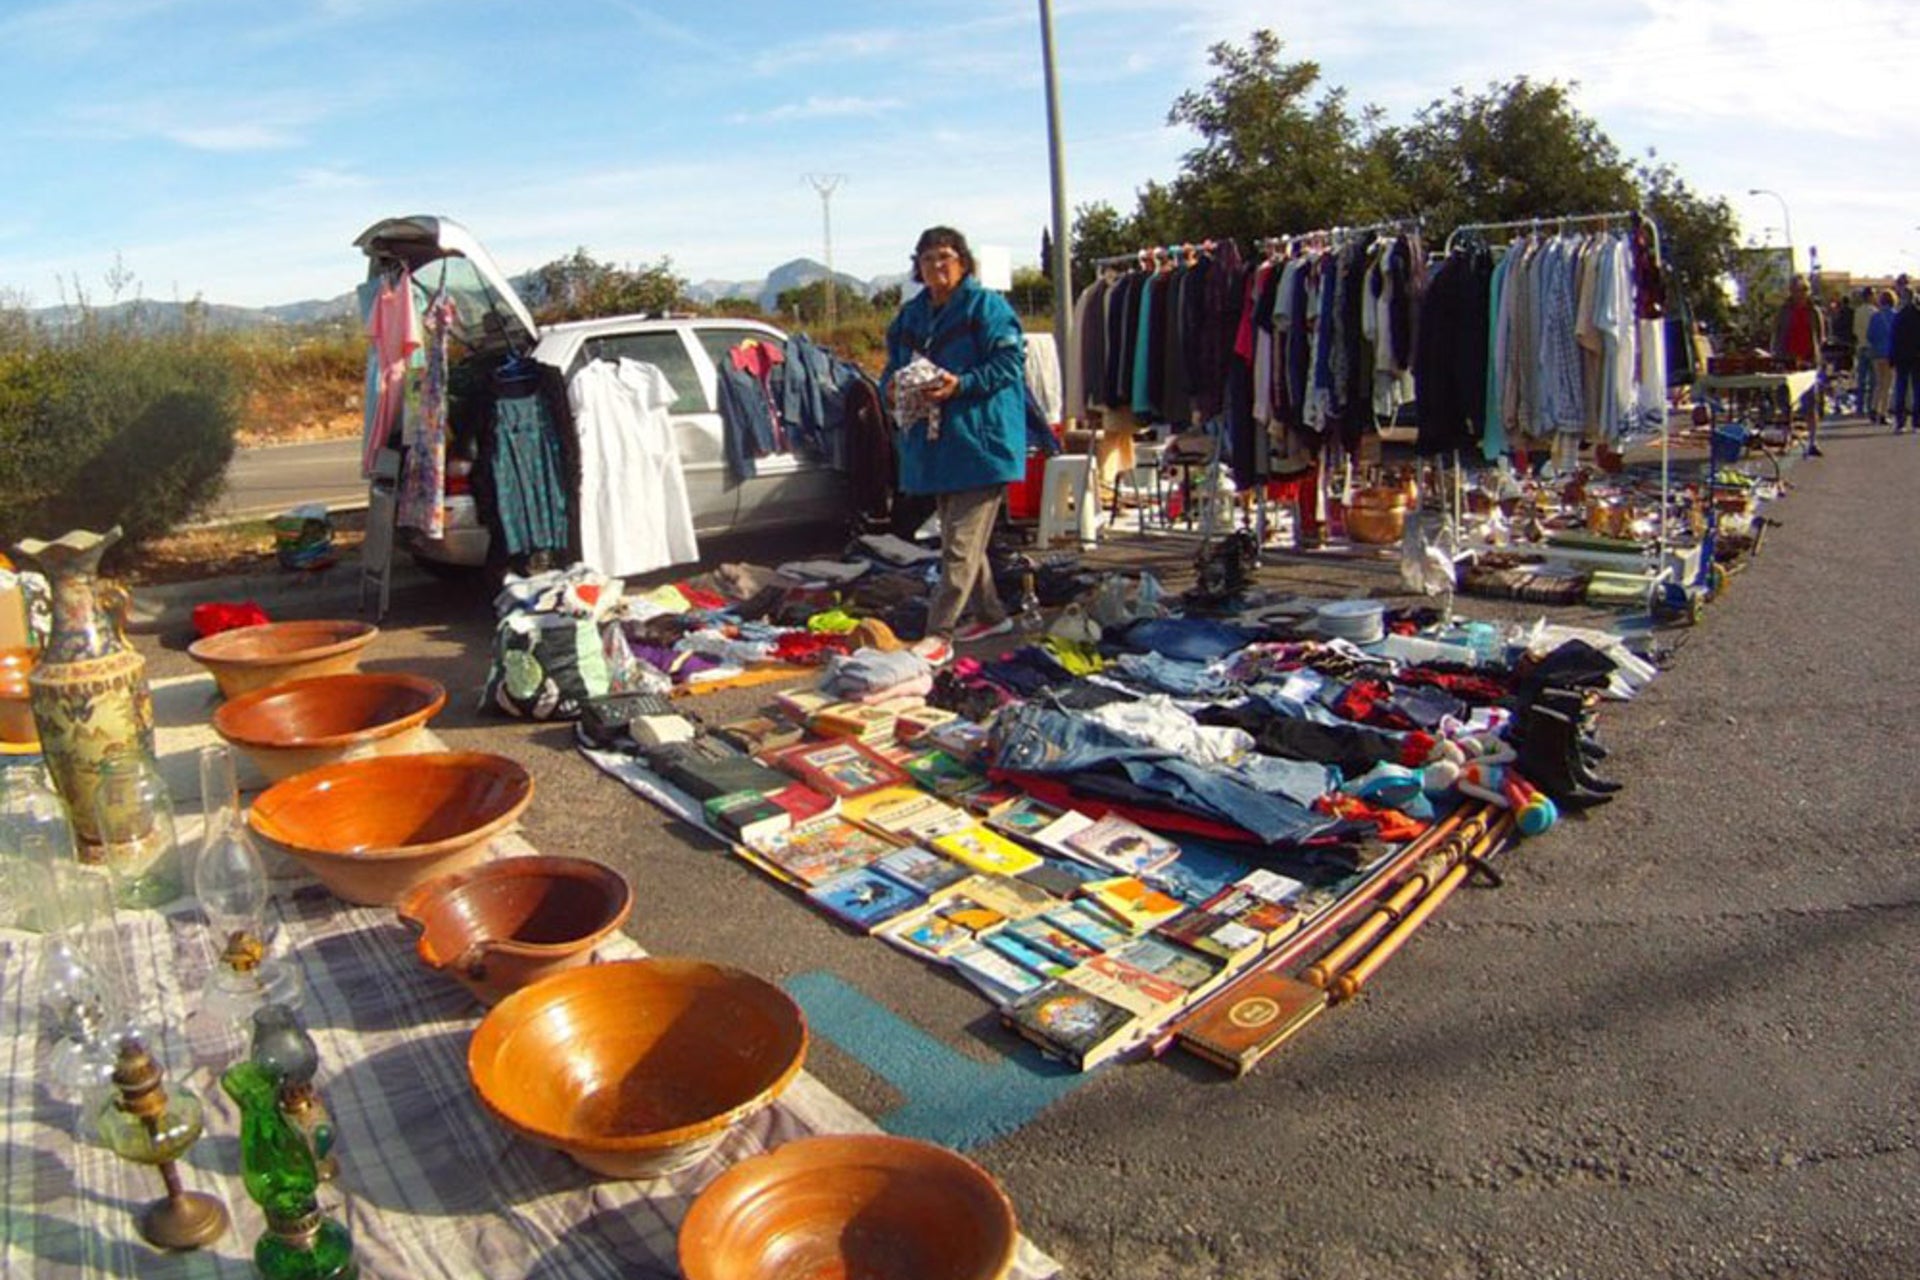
top-left (395, 856), bottom-right (634, 1006)
top-left (468, 958), bottom-right (807, 1180)
top-left (247, 751), bottom-right (532, 906)
top-left (678, 1134), bottom-right (1019, 1280)
top-left (0, 647), bottom-right (34, 745)
top-left (212, 671), bottom-right (447, 782)
top-left (188, 619), bottom-right (379, 699)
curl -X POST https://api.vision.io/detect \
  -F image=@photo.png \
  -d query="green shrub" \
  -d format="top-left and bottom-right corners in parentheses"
top-left (0, 328), bottom-right (241, 560)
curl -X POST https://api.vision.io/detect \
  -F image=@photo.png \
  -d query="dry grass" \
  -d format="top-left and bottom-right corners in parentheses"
top-left (116, 510), bottom-right (368, 586)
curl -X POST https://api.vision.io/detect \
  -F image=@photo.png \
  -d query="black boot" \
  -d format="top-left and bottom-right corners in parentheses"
top-left (1516, 707), bottom-right (1615, 807)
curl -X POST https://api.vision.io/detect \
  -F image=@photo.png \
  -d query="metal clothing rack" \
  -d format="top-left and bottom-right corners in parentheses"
top-left (1443, 209), bottom-right (1679, 601)
top-left (1091, 239), bottom-right (1223, 270)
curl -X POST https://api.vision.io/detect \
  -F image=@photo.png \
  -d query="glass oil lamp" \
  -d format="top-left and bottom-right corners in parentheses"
top-left (222, 1060), bottom-right (357, 1279)
top-left (96, 1034), bottom-right (229, 1250)
top-left (195, 744), bottom-right (299, 1027)
top-left (248, 1003), bottom-right (338, 1182)
top-left (92, 751), bottom-right (183, 909)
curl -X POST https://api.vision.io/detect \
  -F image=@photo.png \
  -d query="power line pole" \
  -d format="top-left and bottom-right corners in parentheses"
top-left (803, 173), bottom-right (846, 332)
top-left (1037, 0), bottom-right (1073, 421)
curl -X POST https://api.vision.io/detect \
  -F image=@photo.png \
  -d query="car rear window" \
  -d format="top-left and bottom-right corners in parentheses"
top-left (581, 332), bottom-right (705, 413)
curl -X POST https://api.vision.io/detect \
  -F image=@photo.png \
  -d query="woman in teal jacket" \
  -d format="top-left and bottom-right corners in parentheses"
top-left (881, 226), bottom-right (1028, 647)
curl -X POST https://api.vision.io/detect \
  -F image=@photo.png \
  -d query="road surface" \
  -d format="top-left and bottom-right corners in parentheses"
top-left (215, 436), bottom-right (364, 522)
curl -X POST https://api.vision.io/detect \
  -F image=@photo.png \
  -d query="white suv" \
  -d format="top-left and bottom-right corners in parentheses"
top-left (356, 216), bottom-right (846, 573)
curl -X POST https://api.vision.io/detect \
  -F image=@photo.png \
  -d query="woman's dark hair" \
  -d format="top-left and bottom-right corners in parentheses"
top-left (911, 226), bottom-right (976, 283)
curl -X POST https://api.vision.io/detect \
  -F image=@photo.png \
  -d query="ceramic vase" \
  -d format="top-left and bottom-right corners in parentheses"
top-left (14, 527), bottom-right (155, 857)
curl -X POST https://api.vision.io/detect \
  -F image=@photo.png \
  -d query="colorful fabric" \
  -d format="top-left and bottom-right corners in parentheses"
top-left (397, 287), bottom-right (456, 537)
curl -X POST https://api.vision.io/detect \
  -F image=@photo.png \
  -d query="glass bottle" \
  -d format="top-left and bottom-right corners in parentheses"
top-left (196, 744), bottom-right (299, 1030)
top-left (249, 1004), bottom-right (338, 1182)
top-left (1014, 558), bottom-right (1043, 635)
top-left (92, 752), bottom-right (183, 909)
top-left (222, 1061), bottom-right (357, 1280)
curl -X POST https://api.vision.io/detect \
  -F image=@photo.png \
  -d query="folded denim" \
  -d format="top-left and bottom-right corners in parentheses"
top-left (1107, 617), bottom-right (1258, 663)
top-left (991, 703), bottom-right (1329, 844)
top-left (1111, 651), bottom-right (1229, 697)
top-left (1227, 753), bottom-right (1341, 807)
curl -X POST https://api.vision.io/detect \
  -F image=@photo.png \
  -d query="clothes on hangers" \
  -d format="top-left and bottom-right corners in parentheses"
top-left (569, 357), bottom-right (699, 578)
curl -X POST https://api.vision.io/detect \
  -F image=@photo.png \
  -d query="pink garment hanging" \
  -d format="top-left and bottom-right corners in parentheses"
top-left (363, 267), bottom-right (420, 476)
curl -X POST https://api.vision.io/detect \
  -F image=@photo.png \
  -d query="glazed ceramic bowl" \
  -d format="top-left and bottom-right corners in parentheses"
top-left (188, 619), bottom-right (379, 699)
top-left (0, 648), bottom-right (34, 745)
top-left (247, 751), bottom-right (532, 906)
top-left (468, 958), bottom-right (807, 1179)
top-left (678, 1134), bottom-right (1019, 1280)
top-left (212, 672), bottom-right (447, 782)
top-left (395, 856), bottom-right (634, 1006)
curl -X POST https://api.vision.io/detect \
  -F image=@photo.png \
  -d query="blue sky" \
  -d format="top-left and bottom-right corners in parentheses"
top-left (2, 0), bottom-right (1915, 310)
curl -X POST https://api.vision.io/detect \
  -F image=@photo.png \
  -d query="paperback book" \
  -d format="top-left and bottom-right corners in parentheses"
top-left (703, 790), bottom-right (790, 846)
top-left (938, 874), bottom-right (1060, 922)
top-left (1003, 980), bottom-right (1143, 1070)
top-left (1067, 952), bottom-right (1188, 1018)
top-left (981, 928), bottom-right (1072, 980)
top-left (1110, 934), bottom-right (1229, 999)
top-left (713, 715), bottom-right (804, 755)
top-left (948, 940), bottom-right (1047, 1005)
top-left (806, 866), bottom-right (926, 932)
top-left (1079, 876), bottom-right (1187, 934)
top-left (851, 788), bottom-right (976, 842)
top-left (1004, 915), bottom-right (1103, 968)
top-left (746, 817), bottom-right (896, 887)
top-left (1064, 813), bottom-right (1182, 878)
top-left (876, 904), bottom-right (975, 960)
top-left (1043, 902), bottom-right (1133, 954)
top-left (933, 825), bottom-right (1044, 878)
top-left (764, 738), bottom-right (911, 799)
top-left (899, 748), bottom-right (985, 797)
top-left (870, 844), bottom-right (972, 897)
top-left (986, 797), bottom-right (1064, 842)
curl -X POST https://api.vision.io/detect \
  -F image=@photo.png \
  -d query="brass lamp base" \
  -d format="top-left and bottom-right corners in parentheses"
top-left (141, 1190), bottom-right (229, 1251)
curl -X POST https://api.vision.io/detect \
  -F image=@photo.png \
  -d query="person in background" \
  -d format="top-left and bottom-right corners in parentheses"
top-left (1772, 275), bottom-right (1828, 456)
top-left (1853, 286), bottom-right (1878, 421)
top-left (1889, 289), bottom-right (1920, 434)
top-left (880, 226), bottom-right (1027, 659)
top-left (1867, 289), bottom-right (1898, 427)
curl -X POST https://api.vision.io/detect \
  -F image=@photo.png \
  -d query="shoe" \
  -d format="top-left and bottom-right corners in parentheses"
top-left (910, 636), bottom-right (953, 666)
top-left (953, 617), bottom-right (1014, 644)
top-left (1805, 445), bottom-right (1825, 457)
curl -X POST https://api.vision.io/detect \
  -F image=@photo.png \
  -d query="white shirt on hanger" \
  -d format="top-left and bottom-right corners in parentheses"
top-left (569, 357), bottom-right (699, 578)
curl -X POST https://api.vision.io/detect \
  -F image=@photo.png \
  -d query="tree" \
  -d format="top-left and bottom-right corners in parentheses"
top-left (523, 248), bottom-right (687, 323)
top-left (1009, 266), bottom-right (1053, 318)
top-left (1162, 29), bottom-right (1401, 243)
top-left (1070, 200), bottom-right (1135, 284)
top-left (776, 279), bottom-right (868, 326)
top-left (1380, 78), bottom-right (1636, 235)
top-left (1635, 154), bottom-right (1739, 333)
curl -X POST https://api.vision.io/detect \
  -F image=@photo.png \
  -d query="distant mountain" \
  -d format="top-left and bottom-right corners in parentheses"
top-left (21, 256), bottom-right (895, 335)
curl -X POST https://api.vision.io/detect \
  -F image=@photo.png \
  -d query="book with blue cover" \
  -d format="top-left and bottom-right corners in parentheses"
top-left (870, 844), bottom-right (972, 897)
top-left (807, 866), bottom-right (926, 933)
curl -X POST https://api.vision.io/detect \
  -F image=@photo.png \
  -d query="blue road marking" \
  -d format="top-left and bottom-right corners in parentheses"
top-left (783, 970), bottom-right (1094, 1150)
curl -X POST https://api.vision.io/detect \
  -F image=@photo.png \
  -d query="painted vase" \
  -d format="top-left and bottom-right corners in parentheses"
top-left (14, 527), bottom-right (154, 857)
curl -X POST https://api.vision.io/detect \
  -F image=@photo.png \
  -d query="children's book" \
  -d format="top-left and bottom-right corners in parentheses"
top-left (764, 738), bottom-right (910, 799)
top-left (747, 817), bottom-right (895, 887)
top-left (1044, 902), bottom-right (1132, 954)
top-left (947, 940), bottom-right (1047, 1005)
top-left (932, 825), bottom-right (1044, 878)
top-left (1064, 813), bottom-right (1182, 878)
top-left (876, 904), bottom-right (974, 960)
top-left (928, 892), bottom-right (1008, 937)
top-left (1003, 980), bottom-right (1143, 1070)
top-left (870, 844), bottom-right (972, 897)
top-left (703, 790), bottom-right (790, 847)
top-left (1079, 876), bottom-right (1186, 934)
top-left (1031, 808), bottom-right (1097, 860)
top-left (806, 866), bottom-right (925, 933)
top-left (1175, 971), bottom-right (1329, 1077)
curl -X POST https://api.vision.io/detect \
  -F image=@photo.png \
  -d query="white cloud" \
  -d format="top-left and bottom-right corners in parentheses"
top-left (750, 29), bottom-right (902, 75)
top-left (728, 96), bottom-right (901, 125)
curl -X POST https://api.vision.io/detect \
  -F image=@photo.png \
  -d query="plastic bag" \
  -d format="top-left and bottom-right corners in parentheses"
top-left (482, 612), bottom-right (614, 720)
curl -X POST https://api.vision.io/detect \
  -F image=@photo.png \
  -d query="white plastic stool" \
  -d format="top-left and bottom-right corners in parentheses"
top-left (1035, 453), bottom-right (1097, 548)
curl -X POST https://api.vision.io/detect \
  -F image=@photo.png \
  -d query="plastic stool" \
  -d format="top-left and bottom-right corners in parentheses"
top-left (1036, 453), bottom-right (1096, 548)
top-left (1112, 461), bottom-right (1169, 533)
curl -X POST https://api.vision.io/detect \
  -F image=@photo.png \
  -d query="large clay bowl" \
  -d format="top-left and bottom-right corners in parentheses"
top-left (248, 752), bottom-right (532, 906)
top-left (395, 856), bottom-right (633, 1006)
top-left (212, 671), bottom-right (446, 782)
top-left (468, 958), bottom-right (807, 1180)
top-left (678, 1134), bottom-right (1019, 1280)
top-left (188, 619), bottom-right (379, 699)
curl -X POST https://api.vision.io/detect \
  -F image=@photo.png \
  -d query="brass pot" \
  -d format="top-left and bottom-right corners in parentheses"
top-left (1346, 487), bottom-right (1408, 544)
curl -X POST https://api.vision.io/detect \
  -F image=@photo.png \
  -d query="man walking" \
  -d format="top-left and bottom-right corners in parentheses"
top-left (1852, 287), bottom-right (1877, 420)
top-left (1867, 290), bottom-right (1898, 427)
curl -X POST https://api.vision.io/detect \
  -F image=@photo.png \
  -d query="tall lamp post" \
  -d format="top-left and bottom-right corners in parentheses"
top-left (1038, 0), bottom-right (1073, 418)
top-left (1749, 187), bottom-right (1794, 273)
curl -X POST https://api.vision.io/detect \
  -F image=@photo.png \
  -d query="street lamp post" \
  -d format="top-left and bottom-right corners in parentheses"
top-left (1749, 188), bottom-right (1794, 272)
top-left (1038, 0), bottom-right (1073, 417)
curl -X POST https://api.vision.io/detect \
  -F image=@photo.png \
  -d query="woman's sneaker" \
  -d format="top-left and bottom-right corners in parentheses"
top-left (910, 635), bottom-right (954, 666)
top-left (953, 617), bottom-right (1014, 644)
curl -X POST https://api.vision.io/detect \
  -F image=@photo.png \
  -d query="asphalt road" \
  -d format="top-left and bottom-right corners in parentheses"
top-left (138, 418), bottom-right (1919, 1280)
top-left (214, 436), bottom-right (364, 522)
